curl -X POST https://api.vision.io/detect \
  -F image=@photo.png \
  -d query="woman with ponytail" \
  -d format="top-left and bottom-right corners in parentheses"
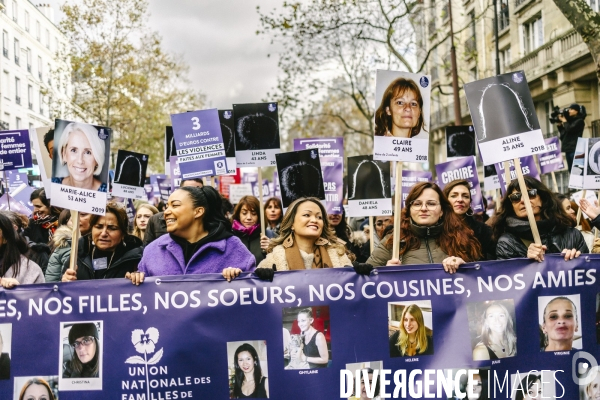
top-left (129, 186), bottom-right (255, 284)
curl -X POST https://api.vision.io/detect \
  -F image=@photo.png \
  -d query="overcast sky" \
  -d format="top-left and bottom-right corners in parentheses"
top-left (49, 0), bottom-right (284, 109)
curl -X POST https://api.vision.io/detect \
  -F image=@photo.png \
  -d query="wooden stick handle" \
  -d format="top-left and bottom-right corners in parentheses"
top-left (551, 171), bottom-right (559, 193)
top-left (258, 168), bottom-right (265, 236)
top-left (369, 216), bottom-right (375, 254)
top-left (513, 158), bottom-right (541, 245)
top-left (69, 210), bottom-right (81, 270)
top-left (392, 162), bottom-right (402, 260)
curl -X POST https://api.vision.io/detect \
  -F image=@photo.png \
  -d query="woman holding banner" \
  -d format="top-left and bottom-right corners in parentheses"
top-left (472, 302), bottom-right (517, 360)
top-left (389, 304), bottom-right (433, 357)
top-left (557, 195), bottom-right (594, 252)
top-left (374, 78), bottom-right (427, 138)
top-left (492, 177), bottom-right (587, 261)
top-left (130, 186), bottom-right (255, 284)
top-left (232, 196), bottom-right (269, 265)
top-left (443, 180), bottom-right (495, 260)
top-left (264, 197), bottom-right (283, 239)
top-left (366, 182), bottom-right (482, 271)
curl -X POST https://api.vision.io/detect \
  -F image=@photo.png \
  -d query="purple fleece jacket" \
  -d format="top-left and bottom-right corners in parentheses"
top-left (138, 233), bottom-right (255, 276)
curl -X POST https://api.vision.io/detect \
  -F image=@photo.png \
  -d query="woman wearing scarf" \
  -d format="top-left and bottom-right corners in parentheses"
top-left (23, 188), bottom-right (61, 244)
top-left (491, 176), bottom-right (587, 260)
top-left (231, 196), bottom-right (269, 266)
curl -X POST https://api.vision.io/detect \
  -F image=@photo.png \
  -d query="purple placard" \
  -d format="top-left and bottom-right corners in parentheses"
top-left (0, 193), bottom-right (33, 216)
top-left (156, 177), bottom-right (172, 202)
top-left (538, 137), bottom-right (564, 175)
top-left (170, 109), bottom-right (228, 178)
top-left (0, 129), bottom-right (33, 171)
top-left (400, 170), bottom-right (432, 207)
top-left (495, 156), bottom-right (540, 195)
top-left (293, 137), bottom-right (344, 214)
top-left (150, 174), bottom-right (166, 197)
top-left (250, 179), bottom-right (271, 198)
top-left (170, 157), bottom-right (182, 190)
top-left (242, 172), bottom-right (258, 184)
top-left (12, 183), bottom-right (34, 215)
top-left (5, 170), bottom-right (28, 193)
top-left (272, 171), bottom-right (281, 199)
top-left (435, 156), bottom-right (484, 213)
top-left (144, 184), bottom-right (153, 201)
top-left (126, 198), bottom-right (136, 226)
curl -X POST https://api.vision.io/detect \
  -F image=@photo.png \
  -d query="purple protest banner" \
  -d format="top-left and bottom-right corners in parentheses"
top-left (272, 171), bottom-right (281, 199)
top-left (156, 177), bottom-right (172, 202)
top-left (293, 137), bottom-right (344, 214)
top-left (5, 170), bottom-right (28, 192)
top-left (251, 179), bottom-right (271, 198)
top-left (242, 172), bottom-right (258, 184)
top-left (538, 137), bottom-right (564, 175)
top-left (170, 109), bottom-right (228, 178)
top-left (12, 183), bottom-right (34, 216)
top-left (0, 193), bottom-right (33, 216)
top-left (435, 156), bottom-right (484, 213)
top-left (170, 157), bottom-right (182, 190)
top-left (400, 170), bottom-right (432, 207)
top-left (495, 156), bottom-right (540, 195)
top-left (150, 174), bottom-right (166, 198)
top-left (0, 129), bottom-right (33, 171)
top-left (144, 184), bottom-right (153, 201)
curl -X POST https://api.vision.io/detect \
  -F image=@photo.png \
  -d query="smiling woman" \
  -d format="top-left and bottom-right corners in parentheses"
top-left (389, 304), bottom-right (433, 358)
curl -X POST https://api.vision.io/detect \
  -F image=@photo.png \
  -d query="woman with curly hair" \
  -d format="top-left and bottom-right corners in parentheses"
top-left (389, 304), bottom-right (433, 357)
top-left (472, 302), bottom-right (517, 360)
top-left (366, 182), bottom-right (482, 272)
top-left (491, 176), bottom-right (587, 261)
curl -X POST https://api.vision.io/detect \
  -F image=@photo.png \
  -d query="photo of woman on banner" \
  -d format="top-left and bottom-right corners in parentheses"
top-left (62, 322), bottom-right (101, 379)
top-left (388, 302), bottom-right (433, 357)
top-left (0, 324), bottom-right (11, 380)
top-left (51, 120), bottom-right (110, 192)
top-left (581, 366), bottom-right (600, 400)
top-left (348, 367), bottom-right (382, 400)
top-left (448, 369), bottom-right (489, 400)
top-left (229, 342), bottom-right (269, 398)
top-left (233, 103), bottom-right (280, 151)
top-left (446, 126), bottom-right (475, 159)
top-left (469, 300), bottom-right (517, 360)
top-left (491, 176), bottom-right (588, 260)
top-left (513, 372), bottom-right (543, 400)
top-left (15, 377), bottom-right (57, 400)
top-left (283, 307), bottom-right (330, 369)
top-left (538, 295), bottom-right (581, 351)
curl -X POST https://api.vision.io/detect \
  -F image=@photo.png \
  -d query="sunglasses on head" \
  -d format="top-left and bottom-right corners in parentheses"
top-left (508, 189), bottom-right (538, 204)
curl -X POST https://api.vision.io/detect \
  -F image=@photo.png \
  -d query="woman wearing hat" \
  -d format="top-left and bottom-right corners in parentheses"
top-left (63, 323), bottom-right (100, 378)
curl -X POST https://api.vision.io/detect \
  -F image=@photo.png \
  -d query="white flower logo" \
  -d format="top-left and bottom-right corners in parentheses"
top-left (125, 327), bottom-right (164, 400)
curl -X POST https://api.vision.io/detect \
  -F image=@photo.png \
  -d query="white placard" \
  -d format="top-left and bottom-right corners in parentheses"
top-left (572, 190), bottom-right (598, 219)
top-left (229, 183), bottom-right (253, 203)
top-left (225, 157), bottom-right (237, 175)
top-left (477, 130), bottom-right (546, 165)
top-left (346, 198), bottom-right (393, 217)
top-left (235, 148), bottom-right (280, 168)
top-left (51, 183), bottom-right (107, 215)
top-left (111, 183), bottom-right (146, 200)
top-left (373, 136), bottom-right (430, 162)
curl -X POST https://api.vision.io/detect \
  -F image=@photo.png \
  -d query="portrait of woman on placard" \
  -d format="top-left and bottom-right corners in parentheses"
top-left (389, 303), bottom-right (433, 357)
top-left (62, 323), bottom-right (100, 378)
top-left (539, 296), bottom-right (580, 351)
top-left (374, 77), bottom-right (427, 138)
top-left (17, 377), bottom-right (57, 400)
top-left (230, 342), bottom-right (269, 399)
top-left (52, 122), bottom-right (108, 192)
top-left (471, 301), bottom-right (517, 360)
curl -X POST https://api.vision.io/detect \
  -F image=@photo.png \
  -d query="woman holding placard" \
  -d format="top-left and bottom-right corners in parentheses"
top-left (264, 197), bottom-right (283, 239)
top-left (132, 204), bottom-right (159, 242)
top-left (556, 195), bottom-right (594, 252)
top-left (231, 196), bottom-right (269, 265)
top-left (374, 78), bottom-right (426, 138)
top-left (130, 186), bottom-right (255, 284)
top-left (491, 177), bottom-right (587, 261)
top-left (443, 179), bottom-right (496, 260)
top-left (367, 182), bottom-right (482, 271)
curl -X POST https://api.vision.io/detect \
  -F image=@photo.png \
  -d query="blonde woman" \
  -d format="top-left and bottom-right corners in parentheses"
top-left (472, 302), bottom-right (517, 360)
top-left (132, 204), bottom-right (158, 241)
top-left (389, 304), bottom-right (433, 357)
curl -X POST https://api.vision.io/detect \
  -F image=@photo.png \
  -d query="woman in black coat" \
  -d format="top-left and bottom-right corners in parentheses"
top-left (231, 196), bottom-right (269, 266)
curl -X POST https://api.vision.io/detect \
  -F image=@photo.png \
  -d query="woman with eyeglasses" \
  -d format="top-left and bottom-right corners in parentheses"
top-left (365, 182), bottom-right (482, 272)
top-left (443, 179), bottom-right (496, 260)
top-left (491, 177), bottom-right (587, 261)
top-left (63, 323), bottom-right (100, 378)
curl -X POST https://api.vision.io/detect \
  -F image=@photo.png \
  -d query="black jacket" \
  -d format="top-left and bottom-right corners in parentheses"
top-left (465, 216), bottom-right (496, 260)
top-left (143, 212), bottom-right (167, 246)
top-left (496, 219), bottom-right (588, 259)
top-left (232, 228), bottom-right (265, 266)
top-left (0, 353), bottom-right (9, 380)
top-left (61, 234), bottom-right (143, 280)
top-left (558, 115), bottom-right (585, 153)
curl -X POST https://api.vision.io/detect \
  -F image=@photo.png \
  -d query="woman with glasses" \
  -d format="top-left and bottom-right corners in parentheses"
top-left (366, 182), bottom-right (482, 271)
top-left (374, 78), bottom-right (427, 138)
top-left (491, 177), bottom-right (587, 260)
top-left (63, 323), bottom-right (100, 378)
top-left (443, 179), bottom-right (496, 259)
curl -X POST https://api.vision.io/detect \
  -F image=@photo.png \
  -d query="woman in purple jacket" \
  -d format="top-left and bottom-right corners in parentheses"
top-left (127, 186), bottom-right (255, 284)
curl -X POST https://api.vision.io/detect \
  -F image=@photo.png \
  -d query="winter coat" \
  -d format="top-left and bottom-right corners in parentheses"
top-left (257, 244), bottom-right (352, 271)
top-left (61, 234), bottom-right (143, 280)
top-left (232, 228), bottom-right (266, 266)
top-left (138, 223), bottom-right (255, 276)
top-left (558, 115), bottom-right (585, 153)
top-left (367, 233), bottom-right (448, 266)
top-left (143, 211), bottom-right (167, 246)
top-left (46, 226), bottom-right (73, 282)
top-left (465, 216), bottom-right (496, 260)
top-left (2, 255), bottom-right (45, 284)
top-left (496, 217), bottom-right (588, 259)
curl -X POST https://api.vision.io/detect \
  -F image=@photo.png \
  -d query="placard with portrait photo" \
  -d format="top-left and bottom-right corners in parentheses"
top-left (0, 324), bottom-right (11, 380)
top-left (569, 137), bottom-right (586, 190)
top-left (58, 321), bottom-right (103, 391)
top-left (343, 361), bottom-right (383, 400)
top-left (233, 103), bottom-right (281, 167)
top-left (276, 149), bottom-right (325, 208)
top-left (50, 119), bottom-right (111, 215)
top-left (219, 109), bottom-right (237, 175)
top-left (346, 155), bottom-right (392, 217)
top-left (373, 70), bottom-right (431, 162)
top-left (164, 126), bottom-right (177, 175)
top-left (226, 340), bottom-right (269, 398)
top-left (111, 150), bottom-right (149, 200)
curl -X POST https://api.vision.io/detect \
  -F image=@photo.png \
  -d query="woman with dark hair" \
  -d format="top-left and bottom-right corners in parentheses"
top-left (231, 343), bottom-right (268, 398)
top-left (328, 209), bottom-right (365, 262)
top-left (264, 197), bottom-right (283, 239)
top-left (0, 214), bottom-right (44, 288)
top-left (443, 179), bottom-right (495, 260)
top-left (374, 78), bottom-right (427, 138)
top-left (491, 177), bottom-right (587, 260)
top-left (131, 186), bottom-right (255, 284)
top-left (515, 373), bottom-right (542, 400)
top-left (389, 304), bottom-right (433, 357)
top-left (366, 182), bottom-right (482, 271)
top-left (232, 196), bottom-right (269, 265)
top-left (349, 368), bottom-right (381, 400)
top-left (61, 202), bottom-right (144, 281)
top-left (1, 210), bottom-right (51, 275)
top-left (18, 377), bottom-right (56, 400)
top-left (472, 302), bottom-right (517, 360)
top-left (23, 188), bottom-right (62, 244)
top-left (63, 323), bottom-right (100, 378)
top-left (555, 194), bottom-right (594, 251)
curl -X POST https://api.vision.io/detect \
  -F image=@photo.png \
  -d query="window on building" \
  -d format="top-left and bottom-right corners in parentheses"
top-left (13, 38), bottom-right (19, 65)
top-left (15, 77), bottom-right (20, 104)
top-left (11, 0), bottom-right (17, 23)
top-left (39, 92), bottom-right (44, 115)
top-left (498, 0), bottom-right (509, 30)
top-left (522, 15), bottom-right (543, 54)
top-left (15, 117), bottom-right (20, 129)
top-left (37, 56), bottom-right (42, 80)
top-left (2, 71), bottom-right (9, 99)
top-left (2, 31), bottom-right (8, 58)
top-left (28, 85), bottom-right (33, 109)
top-left (47, 63), bottom-right (51, 85)
top-left (470, 66), bottom-right (478, 82)
top-left (45, 29), bottom-right (49, 49)
top-left (24, 10), bottom-right (29, 31)
top-left (29, 123), bottom-right (33, 130)
top-left (2, 114), bottom-right (10, 130)
top-left (465, 11), bottom-right (477, 55)
top-left (54, 37), bottom-right (58, 54)
top-left (26, 47), bottom-right (31, 72)
top-left (587, 0), bottom-right (599, 11)
top-left (36, 21), bottom-right (40, 41)
top-left (499, 47), bottom-right (511, 73)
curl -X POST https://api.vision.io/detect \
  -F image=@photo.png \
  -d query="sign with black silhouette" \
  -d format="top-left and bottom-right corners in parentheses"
top-left (50, 119), bottom-right (112, 215)
top-left (483, 164), bottom-right (501, 191)
top-left (164, 126), bottom-right (177, 175)
top-left (111, 150), bottom-right (149, 200)
top-left (346, 155), bottom-right (392, 217)
top-left (218, 109), bottom-right (237, 175)
top-left (445, 126), bottom-right (475, 161)
top-left (373, 70), bottom-right (431, 163)
top-left (275, 149), bottom-right (325, 208)
top-left (170, 109), bottom-right (228, 179)
top-left (232, 102), bottom-right (281, 167)
top-left (464, 71), bottom-right (545, 165)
